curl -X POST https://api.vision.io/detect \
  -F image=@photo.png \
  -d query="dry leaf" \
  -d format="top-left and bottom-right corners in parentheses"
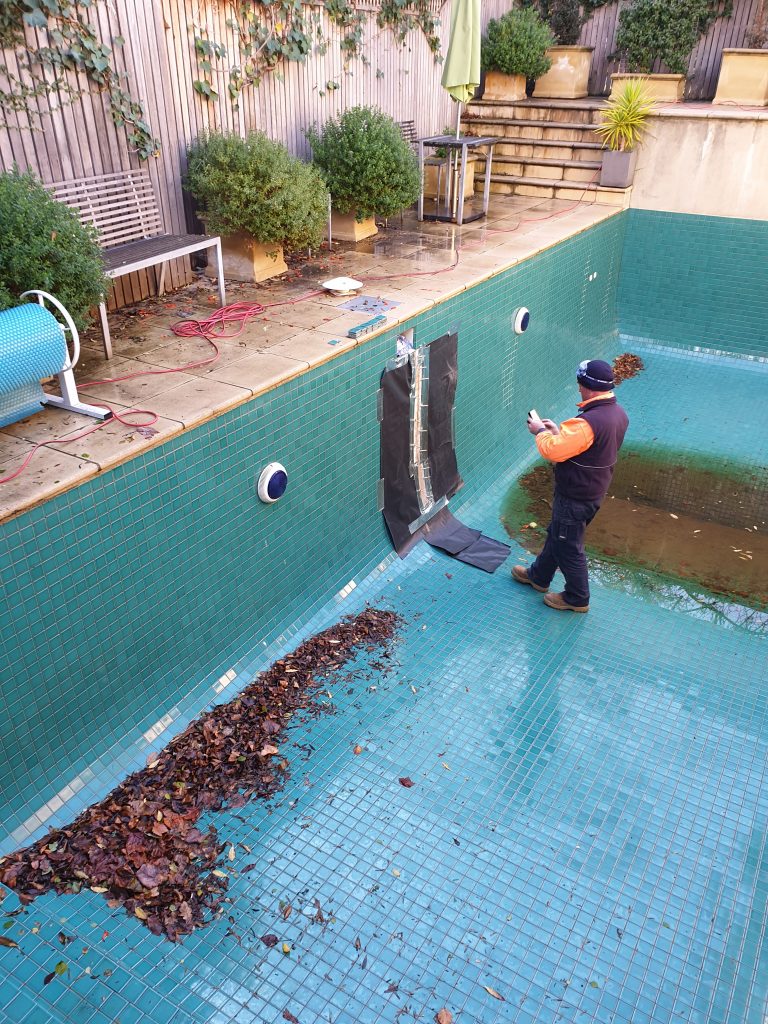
top-left (435, 1011), bottom-right (453, 1024)
top-left (399, 777), bottom-right (414, 788)
top-left (282, 942), bottom-right (291, 955)
top-left (669, 513), bottom-right (678, 519)
top-left (0, 936), bottom-right (18, 948)
top-left (282, 904), bottom-right (293, 920)
top-left (134, 908), bottom-right (149, 920)
top-left (392, 868), bottom-right (401, 877)
top-left (259, 744), bottom-right (279, 757)
top-left (353, 745), bottom-right (363, 755)
top-left (483, 985), bottom-right (505, 1001)
top-left (228, 846), bottom-right (236, 861)
top-left (442, 762), bottom-right (450, 771)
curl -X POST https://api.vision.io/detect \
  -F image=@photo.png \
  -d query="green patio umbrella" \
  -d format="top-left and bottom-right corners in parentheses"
top-left (440, 0), bottom-right (482, 217)
top-left (441, 0), bottom-right (482, 116)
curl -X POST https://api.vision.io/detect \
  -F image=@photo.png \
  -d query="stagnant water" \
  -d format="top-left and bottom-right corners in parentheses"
top-left (502, 444), bottom-right (768, 614)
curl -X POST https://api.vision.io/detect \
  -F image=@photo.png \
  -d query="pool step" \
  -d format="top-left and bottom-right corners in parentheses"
top-left (476, 153), bottom-right (602, 184)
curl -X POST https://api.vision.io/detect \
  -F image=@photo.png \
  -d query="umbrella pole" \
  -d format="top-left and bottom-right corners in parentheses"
top-left (451, 102), bottom-right (462, 220)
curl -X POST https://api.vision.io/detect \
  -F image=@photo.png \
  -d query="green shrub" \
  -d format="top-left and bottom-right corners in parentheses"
top-left (306, 106), bottom-right (420, 220)
top-left (185, 131), bottom-right (329, 251)
top-left (481, 8), bottom-right (554, 80)
top-left (547, 0), bottom-right (583, 45)
top-left (615, 0), bottom-right (725, 76)
top-left (0, 168), bottom-right (108, 331)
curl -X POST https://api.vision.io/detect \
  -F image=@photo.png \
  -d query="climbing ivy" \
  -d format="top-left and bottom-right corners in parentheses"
top-left (0, 0), bottom-right (159, 159)
top-left (191, 0), bottom-right (441, 108)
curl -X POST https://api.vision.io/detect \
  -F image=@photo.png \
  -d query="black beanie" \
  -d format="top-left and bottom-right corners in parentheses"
top-left (577, 359), bottom-right (614, 391)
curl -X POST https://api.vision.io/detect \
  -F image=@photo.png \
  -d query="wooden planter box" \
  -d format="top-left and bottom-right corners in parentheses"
top-left (714, 49), bottom-right (768, 107)
top-left (424, 159), bottom-right (476, 201)
top-left (205, 232), bottom-right (287, 283)
top-left (610, 72), bottom-right (685, 103)
top-left (483, 71), bottom-right (527, 102)
top-left (534, 47), bottom-right (594, 99)
top-left (331, 210), bottom-right (378, 242)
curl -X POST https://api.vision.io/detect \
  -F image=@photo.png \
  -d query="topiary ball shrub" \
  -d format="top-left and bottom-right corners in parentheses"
top-left (482, 7), bottom-right (554, 80)
top-left (306, 106), bottom-right (420, 221)
top-left (0, 168), bottom-right (108, 331)
top-left (185, 131), bottom-right (329, 252)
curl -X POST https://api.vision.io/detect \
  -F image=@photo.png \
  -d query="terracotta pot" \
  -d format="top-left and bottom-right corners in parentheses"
top-left (205, 232), bottom-right (287, 283)
top-left (534, 47), bottom-right (594, 99)
top-left (483, 71), bottom-right (527, 102)
top-left (610, 72), bottom-right (685, 103)
top-left (331, 210), bottom-right (378, 242)
top-left (600, 148), bottom-right (638, 188)
top-left (713, 49), bottom-right (768, 107)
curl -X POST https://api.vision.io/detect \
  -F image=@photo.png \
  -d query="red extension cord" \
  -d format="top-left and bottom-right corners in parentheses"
top-left (0, 188), bottom-right (598, 485)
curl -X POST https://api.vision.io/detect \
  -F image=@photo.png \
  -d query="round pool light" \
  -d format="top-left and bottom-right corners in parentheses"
top-left (257, 462), bottom-right (288, 503)
top-left (513, 307), bottom-right (530, 335)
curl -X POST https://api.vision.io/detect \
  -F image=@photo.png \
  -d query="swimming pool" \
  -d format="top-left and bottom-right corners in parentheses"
top-left (1, 210), bottom-right (766, 1023)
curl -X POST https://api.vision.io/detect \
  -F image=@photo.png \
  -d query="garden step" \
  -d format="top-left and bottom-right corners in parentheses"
top-left (488, 174), bottom-right (600, 199)
top-left (466, 100), bottom-right (604, 125)
top-left (485, 139), bottom-right (604, 161)
top-left (463, 118), bottom-right (599, 144)
top-left (487, 159), bottom-right (600, 184)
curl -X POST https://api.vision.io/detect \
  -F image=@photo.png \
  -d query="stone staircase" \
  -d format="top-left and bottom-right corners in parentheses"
top-left (462, 98), bottom-right (610, 201)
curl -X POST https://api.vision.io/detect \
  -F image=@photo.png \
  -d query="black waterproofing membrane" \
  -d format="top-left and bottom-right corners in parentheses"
top-left (380, 333), bottom-right (510, 573)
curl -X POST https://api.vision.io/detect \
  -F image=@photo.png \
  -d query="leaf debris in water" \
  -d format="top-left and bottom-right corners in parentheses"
top-left (0, 609), bottom-right (402, 942)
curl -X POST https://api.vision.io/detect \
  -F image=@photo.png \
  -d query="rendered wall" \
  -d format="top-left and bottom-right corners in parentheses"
top-left (630, 113), bottom-right (768, 222)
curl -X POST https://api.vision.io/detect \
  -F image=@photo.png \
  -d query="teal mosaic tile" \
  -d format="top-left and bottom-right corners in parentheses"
top-left (2, 212), bottom-right (767, 1024)
top-left (618, 210), bottom-right (768, 360)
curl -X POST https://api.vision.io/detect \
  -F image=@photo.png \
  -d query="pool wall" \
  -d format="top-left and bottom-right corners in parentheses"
top-left (619, 209), bottom-right (768, 360)
top-left (0, 216), bottom-right (626, 845)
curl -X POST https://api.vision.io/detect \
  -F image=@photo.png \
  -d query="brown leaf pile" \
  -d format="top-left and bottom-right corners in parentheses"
top-left (0, 608), bottom-right (401, 942)
top-left (612, 352), bottom-right (645, 384)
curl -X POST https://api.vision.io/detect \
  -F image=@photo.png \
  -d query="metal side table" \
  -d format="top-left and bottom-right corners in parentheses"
top-left (417, 135), bottom-right (497, 225)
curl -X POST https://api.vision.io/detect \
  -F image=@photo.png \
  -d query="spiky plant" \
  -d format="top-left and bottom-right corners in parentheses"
top-left (594, 80), bottom-right (656, 152)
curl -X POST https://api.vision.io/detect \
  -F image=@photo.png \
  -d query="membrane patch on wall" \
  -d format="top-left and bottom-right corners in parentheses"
top-left (380, 333), bottom-right (510, 573)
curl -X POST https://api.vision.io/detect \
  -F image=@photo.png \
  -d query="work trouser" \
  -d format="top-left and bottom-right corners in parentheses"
top-left (527, 491), bottom-right (600, 607)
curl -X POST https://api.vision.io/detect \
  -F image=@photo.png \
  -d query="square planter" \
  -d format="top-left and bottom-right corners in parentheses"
top-left (610, 72), bottom-right (685, 103)
top-left (205, 232), bottom-right (287, 283)
top-left (483, 71), bottom-right (527, 102)
top-left (331, 210), bottom-right (378, 242)
top-left (534, 47), bottom-right (594, 99)
top-left (713, 49), bottom-right (768, 106)
top-left (599, 148), bottom-right (638, 188)
top-left (424, 159), bottom-right (476, 201)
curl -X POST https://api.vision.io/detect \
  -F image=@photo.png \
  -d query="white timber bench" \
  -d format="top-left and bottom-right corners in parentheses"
top-left (51, 170), bottom-right (225, 358)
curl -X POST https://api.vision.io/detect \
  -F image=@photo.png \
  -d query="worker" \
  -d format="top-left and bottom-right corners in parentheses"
top-left (512, 359), bottom-right (629, 613)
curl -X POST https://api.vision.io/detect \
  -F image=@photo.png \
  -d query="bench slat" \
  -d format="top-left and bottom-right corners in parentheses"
top-left (102, 233), bottom-right (219, 274)
top-left (52, 169), bottom-right (162, 246)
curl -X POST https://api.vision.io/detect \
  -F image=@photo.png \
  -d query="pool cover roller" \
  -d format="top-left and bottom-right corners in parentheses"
top-left (0, 293), bottom-right (111, 428)
top-left (379, 331), bottom-right (510, 573)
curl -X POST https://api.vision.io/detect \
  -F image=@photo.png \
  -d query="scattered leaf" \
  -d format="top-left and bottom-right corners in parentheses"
top-left (483, 985), bottom-right (505, 1001)
top-left (283, 1012), bottom-right (299, 1024)
top-left (441, 762), bottom-right (450, 771)
top-left (436, 1011), bottom-right (453, 1024)
top-left (399, 777), bottom-right (414, 788)
top-left (0, 936), bottom-right (18, 949)
top-left (282, 904), bottom-right (293, 920)
top-left (392, 869), bottom-right (400, 877)
top-left (282, 942), bottom-right (291, 955)
top-left (260, 934), bottom-right (279, 948)
top-left (669, 513), bottom-right (678, 519)
top-left (353, 745), bottom-right (363, 755)
top-left (228, 846), bottom-right (236, 862)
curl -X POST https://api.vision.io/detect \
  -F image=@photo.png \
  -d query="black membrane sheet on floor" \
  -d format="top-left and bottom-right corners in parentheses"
top-left (380, 333), bottom-right (510, 573)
